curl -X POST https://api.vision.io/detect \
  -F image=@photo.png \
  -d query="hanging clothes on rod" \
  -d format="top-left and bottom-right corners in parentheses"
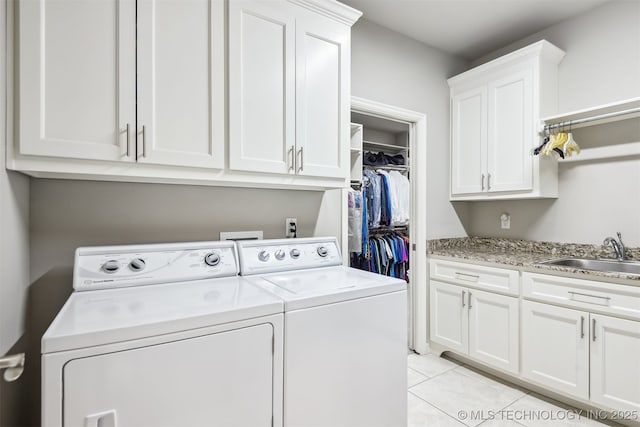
top-left (350, 232), bottom-right (410, 282)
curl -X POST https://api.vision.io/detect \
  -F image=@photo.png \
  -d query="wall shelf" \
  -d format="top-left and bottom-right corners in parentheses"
top-left (560, 141), bottom-right (640, 163)
top-left (542, 97), bottom-right (640, 131)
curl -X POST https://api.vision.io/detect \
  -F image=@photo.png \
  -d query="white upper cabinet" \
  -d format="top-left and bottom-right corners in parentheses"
top-left (229, 0), bottom-right (356, 180)
top-left (12, 0), bottom-right (361, 190)
top-left (228, 0), bottom-right (296, 175)
top-left (18, 0), bottom-right (136, 162)
top-left (295, 10), bottom-right (350, 178)
top-left (448, 41), bottom-right (565, 200)
top-left (137, 0), bottom-right (225, 169)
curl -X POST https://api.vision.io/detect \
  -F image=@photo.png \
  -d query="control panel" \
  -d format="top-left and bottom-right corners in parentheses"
top-left (237, 237), bottom-right (342, 275)
top-left (73, 241), bottom-right (238, 291)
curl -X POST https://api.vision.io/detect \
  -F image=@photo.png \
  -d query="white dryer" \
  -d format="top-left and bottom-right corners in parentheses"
top-left (237, 237), bottom-right (407, 427)
top-left (42, 241), bottom-right (284, 427)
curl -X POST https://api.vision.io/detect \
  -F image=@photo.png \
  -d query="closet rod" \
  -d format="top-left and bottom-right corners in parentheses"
top-left (544, 107), bottom-right (640, 131)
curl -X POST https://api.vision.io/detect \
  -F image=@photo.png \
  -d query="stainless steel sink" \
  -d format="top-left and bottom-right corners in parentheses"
top-left (540, 258), bottom-right (640, 275)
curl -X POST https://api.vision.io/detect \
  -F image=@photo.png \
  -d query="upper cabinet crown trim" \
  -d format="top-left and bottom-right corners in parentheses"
top-left (448, 40), bottom-right (565, 87)
top-left (287, 0), bottom-right (362, 25)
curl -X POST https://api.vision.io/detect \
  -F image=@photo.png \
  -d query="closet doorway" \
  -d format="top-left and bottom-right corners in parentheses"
top-left (342, 97), bottom-right (428, 354)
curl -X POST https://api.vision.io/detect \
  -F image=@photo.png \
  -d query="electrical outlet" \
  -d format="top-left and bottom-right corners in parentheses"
top-left (500, 213), bottom-right (511, 229)
top-left (286, 217), bottom-right (297, 238)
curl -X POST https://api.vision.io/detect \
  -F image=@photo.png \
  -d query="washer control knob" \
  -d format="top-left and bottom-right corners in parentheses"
top-left (258, 250), bottom-right (270, 262)
top-left (204, 252), bottom-right (221, 267)
top-left (317, 246), bottom-right (329, 257)
top-left (290, 248), bottom-right (301, 259)
top-left (275, 250), bottom-right (286, 260)
top-left (129, 258), bottom-right (146, 272)
top-left (102, 260), bottom-right (120, 274)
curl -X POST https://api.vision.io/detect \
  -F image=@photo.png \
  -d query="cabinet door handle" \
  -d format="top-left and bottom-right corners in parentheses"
top-left (487, 173), bottom-right (491, 190)
top-left (481, 174), bottom-right (485, 191)
top-left (297, 147), bottom-right (304, 172)
top-left (288, 146), bottom-right (295, 172)
top-left (461, 290), bottom-right (466, 308)
top-left (468, 291), bottom-right (472, 309)
top-left (124, 123), bottom-right (130, 157)
top-left (140, 125), bottom-right (147, 159)
top-left (592, 318), bottom-right (596, 342)
top-left (580, 316), bottom-right (585, 339)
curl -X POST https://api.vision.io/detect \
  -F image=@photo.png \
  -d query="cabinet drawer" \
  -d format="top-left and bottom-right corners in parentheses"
top-left (522, 272), bottom-right (640, 321)
top-left (429, 259), bottom-right (519, 296)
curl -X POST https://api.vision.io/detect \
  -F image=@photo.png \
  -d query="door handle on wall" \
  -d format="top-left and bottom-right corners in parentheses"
top-left (0, 353), bottom-right (25, 382)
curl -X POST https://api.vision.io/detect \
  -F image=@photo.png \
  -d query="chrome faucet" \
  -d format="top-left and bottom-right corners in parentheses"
top-left (603, 232), bottom-right (625, 261)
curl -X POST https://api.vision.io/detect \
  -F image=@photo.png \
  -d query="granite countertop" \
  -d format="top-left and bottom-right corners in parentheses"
top-left (427, 237), bottom-right (640, 282)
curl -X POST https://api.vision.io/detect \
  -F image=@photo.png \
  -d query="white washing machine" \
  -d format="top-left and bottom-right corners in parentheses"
top-left (237, 237), bottom-right (407, 427)
top-left (42, 241), bottom-right (284, 427)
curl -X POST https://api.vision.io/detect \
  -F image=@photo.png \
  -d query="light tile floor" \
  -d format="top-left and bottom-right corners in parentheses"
top-left (407, 352), bottom-right (617, 427)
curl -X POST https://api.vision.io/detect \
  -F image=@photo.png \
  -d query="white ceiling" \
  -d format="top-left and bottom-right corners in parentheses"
top-left (341, 0), bottom-right (611, 60)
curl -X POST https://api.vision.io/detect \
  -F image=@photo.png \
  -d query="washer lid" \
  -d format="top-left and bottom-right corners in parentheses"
top-left (42, 277), bottom-right (283, 354)
top-left (251, 266), bottom-right (406, 310)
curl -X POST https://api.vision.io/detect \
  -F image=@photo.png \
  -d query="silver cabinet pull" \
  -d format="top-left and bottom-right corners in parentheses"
top-left (297, 147), bottom-right (304, 172)
top-left (288, 146), bottom-right (294, 172)
top-left (0, 353), bottom-right (25, 382)
top-left (481, 174), bottom-right (485, 191)
top-left (592, 318), bottom-right (596, 341)
top-left (461, 290), bottom-right (466, 308)
top-left (124, 123), bottom-right (130, 157)
top-left (455, 272), bottom-right (480, 282)
top-left (487, 173), bottom-right (491, 190)
top-left (139, 125), bottom-right (147, 159)
top-left (580, 316), bottom-right (585, 339)
top-left (468, 291), bottom-right (472, 309)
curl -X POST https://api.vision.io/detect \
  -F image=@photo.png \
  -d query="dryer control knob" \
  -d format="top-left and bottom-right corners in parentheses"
top-left (275, 250), bottom-right (286, 260)
top-left (258, 250), bottom-right (270, 262)
top-left (290, 249), bottom-right (301, 259)
top-left (129, 258), bottom-right (146, 272)
top-left (102, 260), bottom-right (120, 274)
top-left (204, 252), bottom-right (221, 267)
top-left (317, 246), bottom-right (329, 257)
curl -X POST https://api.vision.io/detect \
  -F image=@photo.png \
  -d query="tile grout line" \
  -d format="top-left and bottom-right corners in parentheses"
top-left (408, 390), bottom-right (470, 427)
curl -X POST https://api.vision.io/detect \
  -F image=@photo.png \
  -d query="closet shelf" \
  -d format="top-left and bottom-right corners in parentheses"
top-left (369, 225), bottom-right (408, 234)
top-left (363, 164), bottom-right (409, 172)
top-left (542, 97), bottom-right (640, 131)
top-left (362, 140), bottom-right (409, 152)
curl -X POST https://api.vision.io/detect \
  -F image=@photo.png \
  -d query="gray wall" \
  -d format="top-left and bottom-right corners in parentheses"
top-left (464, 0), bottom-right (640, 246)
top-left (30, 180), bottom-right (326, 281)
top-left (350, 19), bottom-right (470, 239)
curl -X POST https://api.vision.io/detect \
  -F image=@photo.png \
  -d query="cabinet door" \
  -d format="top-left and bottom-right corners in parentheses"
top-left (229, 0), bottom-right (296, 174)
top-left (487, 68), bottom-right (533, 192)
top-left (590, 314), bottom-right (640, 412)
top-left (64, 324), bottom-right (274, 426)
top-left (521, 300), bottom-right (589, 400)
top-left (468, 289), bottom-right (519, 374)
top-left (295, 11), bottom-right (350, 179)
top-left (430, 281), bottom-right (468, 353)
top-left (450, 87), bottom-right (487, 195)
top-left (137, 0), bottom-right (224, 168)
top-left (18, 0), bottom-right (136, 161)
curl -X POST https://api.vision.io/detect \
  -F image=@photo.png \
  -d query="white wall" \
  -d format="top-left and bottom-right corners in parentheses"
top-left (0, 0), bottom-right (29, 356)
top-left (29, 179), bottom-right (326, 281)
top-left (350, 19), bottom-right (470, 239)
top-left (464, 0), bottom-right (640, 246)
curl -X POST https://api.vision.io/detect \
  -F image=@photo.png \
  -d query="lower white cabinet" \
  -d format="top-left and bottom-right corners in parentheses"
top-left (430, 280), bottom-right (519, 373)
top-left (521, 300), bottom-right (590, 399)
top-left (522, 300), bottom-right (640, 411)
top-left (590, 314), bottom-right (640, 412)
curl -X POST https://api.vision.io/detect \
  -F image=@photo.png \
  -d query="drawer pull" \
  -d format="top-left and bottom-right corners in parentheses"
top-left (568, 291), bottom-right (611, 301)
top-left (580, 316), bottom-right (585, 339)
top-left (461, 290), bottom-right (466, 308)
top-left (455, 272), bottom-right (480, 282)
top-left (592, 318), bottom-right (596, 342)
